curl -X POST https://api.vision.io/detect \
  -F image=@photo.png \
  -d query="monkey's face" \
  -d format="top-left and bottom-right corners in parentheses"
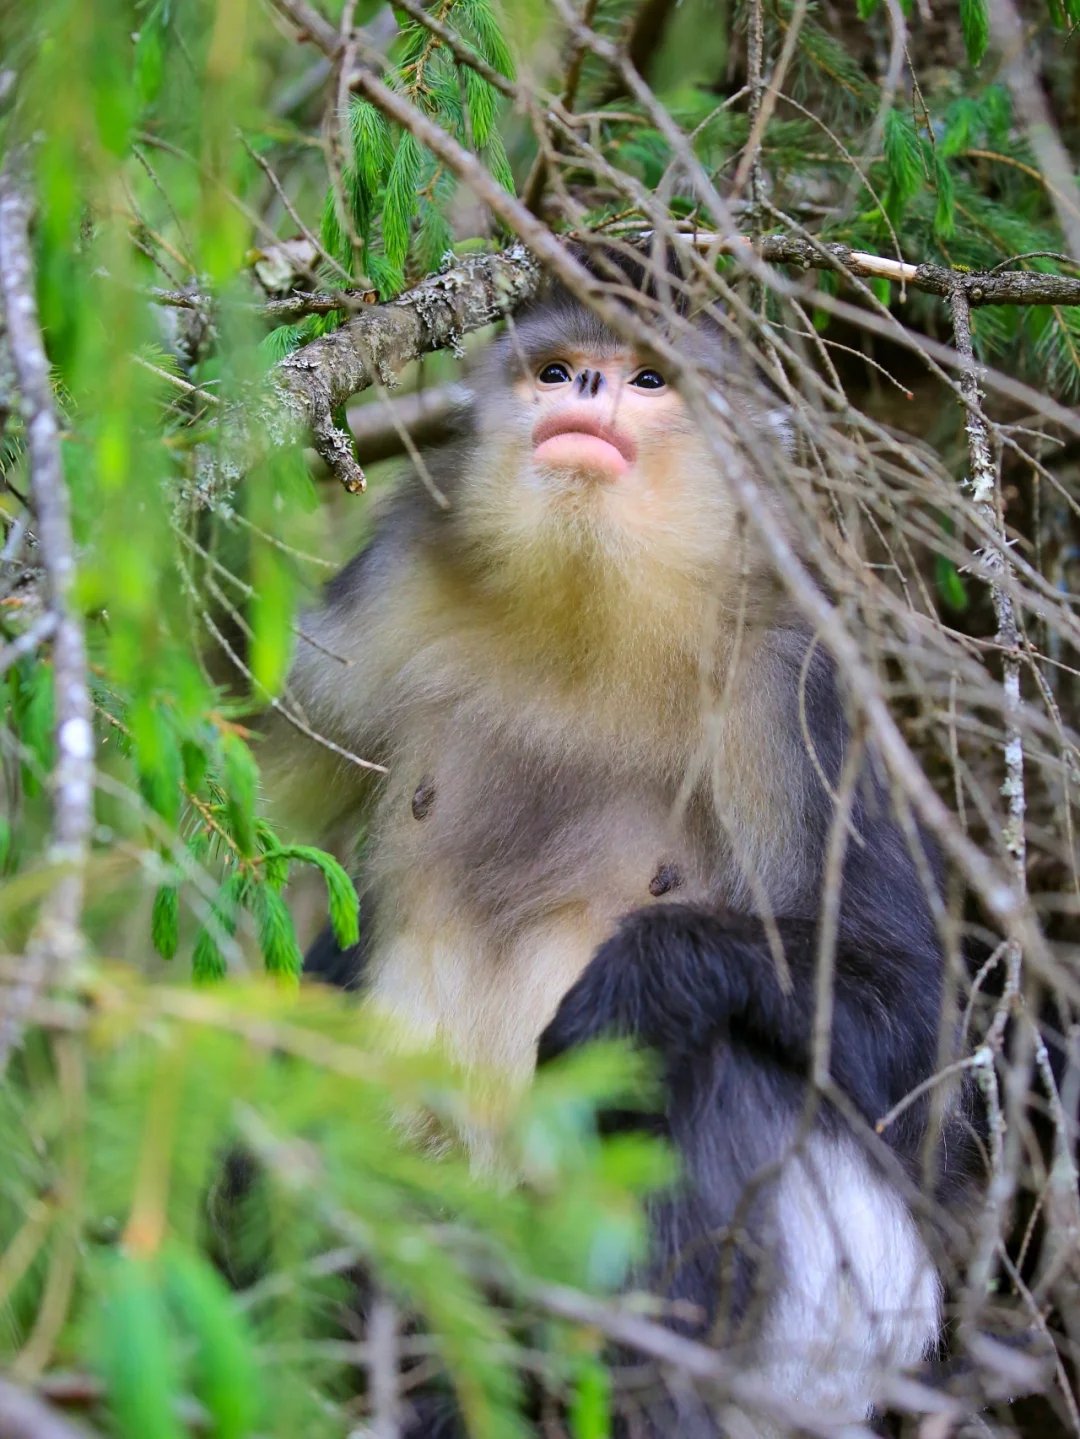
top-left (463, 333), bottom-right (743, 579)
top-left (521, 351), bottom-right (681, 489)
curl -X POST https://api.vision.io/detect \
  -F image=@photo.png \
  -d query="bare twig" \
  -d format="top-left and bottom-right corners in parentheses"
top-left (951, 284), bottom-right (1026, 1036)
top-left (0, 611), bottom-right (56, 671)
top-left (346, 382), bottom-right (470, 466)
top-left (0, 156), bottom-right (93, 1068)
top-left (267, 0), bottom-right (342, 58)
top-left (367, 1292), bottom-right (402, 1439)
top-left (150, 285), bottom-right (378, 320)
top-left (0, 1378), bottom-right (100, 1439)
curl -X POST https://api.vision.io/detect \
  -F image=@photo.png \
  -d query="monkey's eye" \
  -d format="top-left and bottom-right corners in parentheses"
top-left (537, 361), bottom-right (573, 385)
top-left (629, 368), bottom-right (667, 390)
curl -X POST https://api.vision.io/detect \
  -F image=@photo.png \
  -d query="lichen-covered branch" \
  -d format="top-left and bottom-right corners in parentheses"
top-left (191, 245), bottom-right (541, 503)
top-left (750, 234), bottom-right (1080, 305)
top-left (951, 285), bottom-right (1026, 1008)
top-left (0, 156), bottom-right (94, 1069)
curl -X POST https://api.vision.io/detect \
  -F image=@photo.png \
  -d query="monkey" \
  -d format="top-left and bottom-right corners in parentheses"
top-left (262, 246), bottom-right (980, 1436)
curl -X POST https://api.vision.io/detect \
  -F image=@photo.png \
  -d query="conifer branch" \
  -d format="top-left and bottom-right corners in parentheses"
top-left (0, 155), bottom-right (93, 1069)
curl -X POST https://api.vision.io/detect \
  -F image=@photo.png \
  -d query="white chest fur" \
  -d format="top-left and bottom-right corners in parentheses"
top-left (365, 881), bottom-right (626, 1080)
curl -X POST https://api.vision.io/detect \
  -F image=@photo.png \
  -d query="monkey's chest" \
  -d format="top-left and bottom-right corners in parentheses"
top-left (361, 730), bottom-right (703, 1079)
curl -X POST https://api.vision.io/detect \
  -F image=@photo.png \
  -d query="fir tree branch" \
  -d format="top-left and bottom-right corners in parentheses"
top-left (0, 154), bottom-right (93, 1070)
top-left (192, 225), bottom-right (1080, 502)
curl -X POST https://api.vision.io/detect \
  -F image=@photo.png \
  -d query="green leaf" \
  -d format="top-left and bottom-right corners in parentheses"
top-left (570, 1355), bottom-right (612, 1439)
top-left (459, 0), bottom-right (516, 79)
top-left (192, 929), bottom-right (227, 983)
top-left (131, 697), bottom-right (183, 826)
top-left (14, 659), bottom-right (55, 797)
top-left (134, 11), bottom-right (167, 108)
top-left (463, 67), bottom-right (498, 148)
top-left (960, 0), bottom-right (989, 63)
top-left (484, 130), bottom-right (515, 196)
top-left (320, 186), bottom-right (351, 275)
top-left (258, 323), bottom-right (306, 366)
top-left (262, 844), bottom-right (360, 949)
top-left (192, 872), bottom-right (246, 983)
top-left (940, 97), bottom-right (979, 156)
top-left (94, 1256), bottom-right (185, 1439)
top-left (416, 195), bottom-right (455, 275)
top-left (221, 733), bottom-right (259, 858)
top-left (856, 0), bottom-right (880, 14)
top-left (162, 1248), bottom-right (262, 1439)
top-left (882, 108), bottom-right (922, 221)
top-left (383, 132), bottom-right (423, 272)
top-left (252, 883), bottom-right (303, 979)
top-left (180, 738), bottom-right (209, 794)
top-left (151, 885), bottom-right (180, 961)
top-left (932, 153), bottom-right (956, 239)
top-left (351, 99), bottom-right (394, 198)
top-left (936, 554), bottom-right (969, 612)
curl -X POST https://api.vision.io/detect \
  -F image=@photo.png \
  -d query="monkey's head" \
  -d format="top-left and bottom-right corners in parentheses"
top-left (453, 256), bottom-right (791, 616)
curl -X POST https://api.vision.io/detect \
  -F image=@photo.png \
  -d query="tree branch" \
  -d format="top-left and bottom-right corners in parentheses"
top-left (192, 246), bottom-right (540, 503)
top-left (0, 156), bottom-right (93, 1070)
top-left (746, 234), bottom-right (1080, 305)
top-left (0, 1378), bottom-right (100, 1439)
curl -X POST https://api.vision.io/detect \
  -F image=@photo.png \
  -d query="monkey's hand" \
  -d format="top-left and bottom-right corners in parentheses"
top-left (536, 903), bottom-right (771, 1067)
top-left (537, 902), bottom-right (937, 1134)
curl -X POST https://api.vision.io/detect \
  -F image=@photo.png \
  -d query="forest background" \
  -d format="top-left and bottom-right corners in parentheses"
top-left (1, 0), bottom-right (1080, 1435)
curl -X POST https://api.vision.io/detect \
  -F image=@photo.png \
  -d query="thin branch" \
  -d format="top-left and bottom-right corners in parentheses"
top-left (346, 382), bottom-right (470, 467)
top-left (267, 0), bottom-right (342, 58)
top-left (739, 234), bottom-right (1080, 305)
top-left (150, 286), bottom-right (379, 320)
top-left (951, 284), bottom-right (1026, 1040)
top-left (0, 156), bottom-right (93, 1069)
top-left (367, 1292), bottom-right (402, 1439)
top-left (0, 1378), bottom-right (101, 1439)
top-left (0, 611), bottom-right (57, 671)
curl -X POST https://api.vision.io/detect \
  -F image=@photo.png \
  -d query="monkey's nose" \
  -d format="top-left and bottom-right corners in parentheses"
top-left (576, 369), bottom-right (605, 398)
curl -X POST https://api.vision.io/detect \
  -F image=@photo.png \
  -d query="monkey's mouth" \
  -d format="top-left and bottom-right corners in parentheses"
top-left (531, 411), bottom-right (637, 478)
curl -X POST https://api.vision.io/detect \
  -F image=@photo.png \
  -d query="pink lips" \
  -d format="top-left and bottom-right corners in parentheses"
top-left (532, 410), bottom-right (637, 477)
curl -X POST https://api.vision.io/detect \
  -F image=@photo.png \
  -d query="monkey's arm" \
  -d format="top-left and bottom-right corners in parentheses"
top-left (536, 903), bottom-right (942, 1134)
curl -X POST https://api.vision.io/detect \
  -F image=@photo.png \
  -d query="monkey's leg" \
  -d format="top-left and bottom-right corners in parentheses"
top-left (537, 905), bottom-right (953, 1434)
